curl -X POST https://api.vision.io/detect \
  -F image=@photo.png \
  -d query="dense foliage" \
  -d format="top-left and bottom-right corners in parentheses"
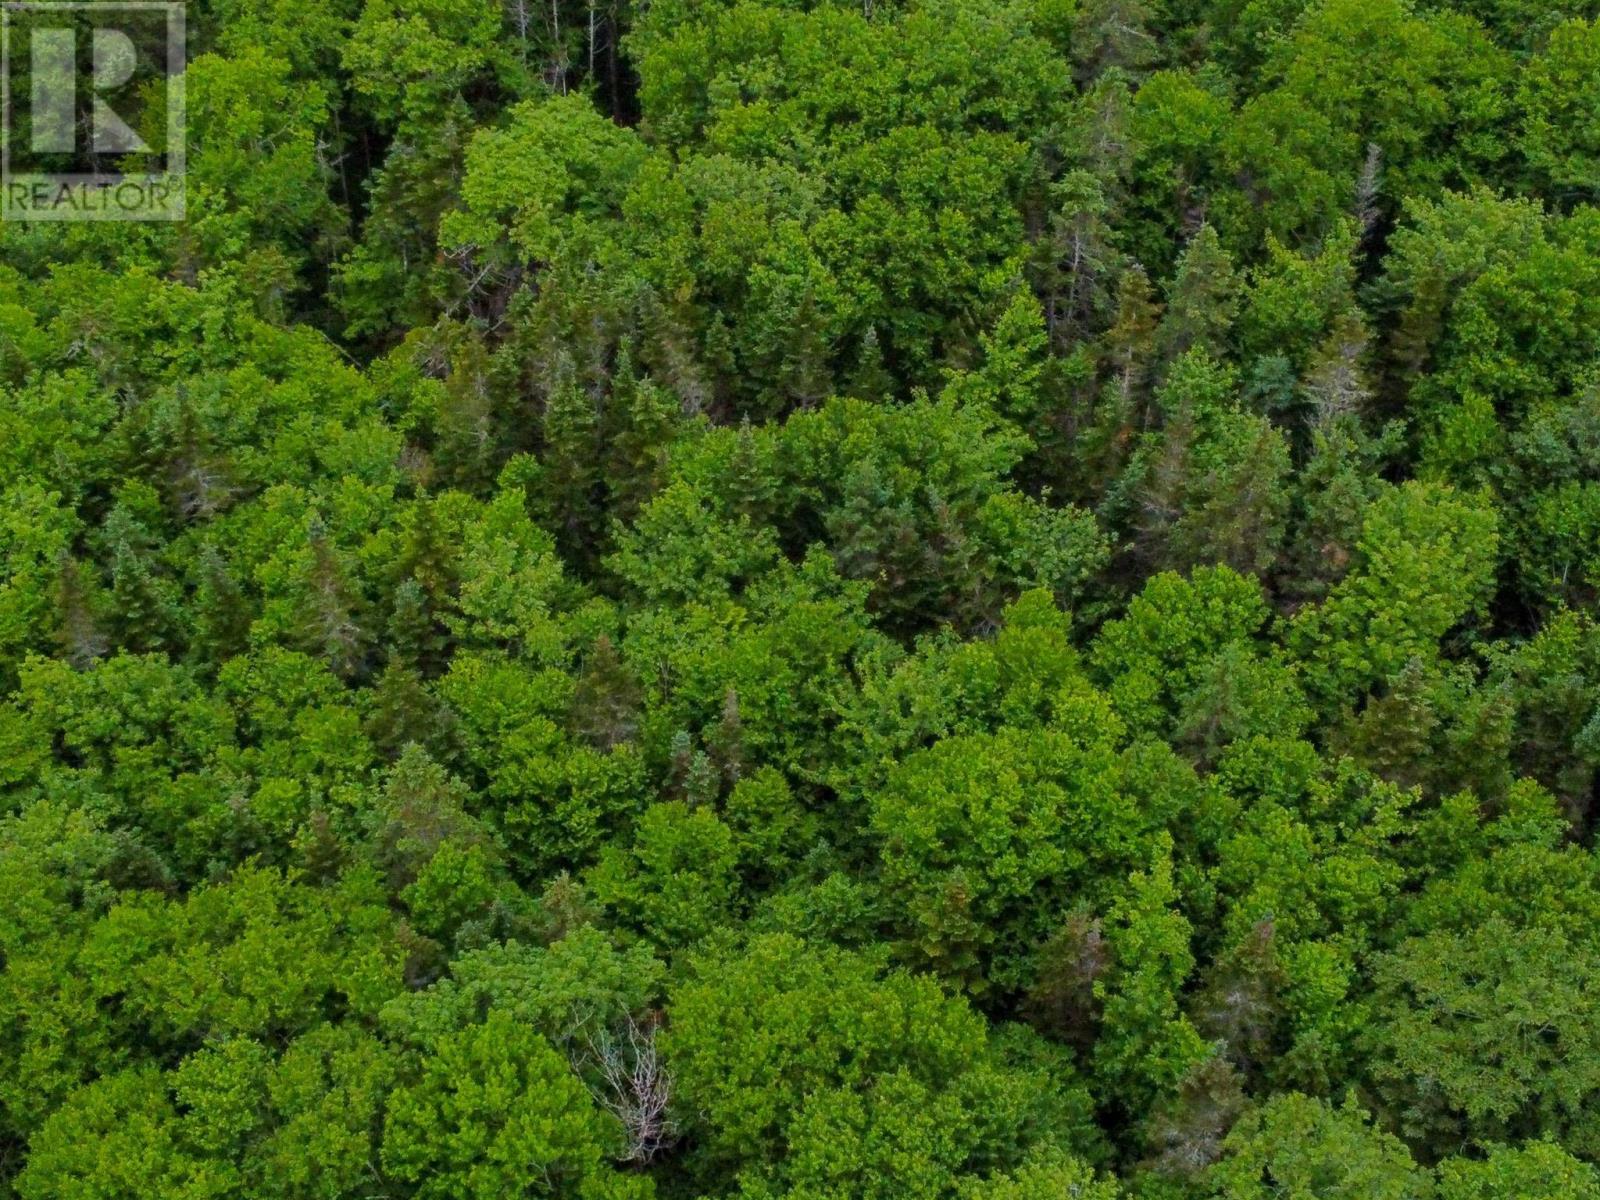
top-left (5, 0), bottom-right (1600, 1196)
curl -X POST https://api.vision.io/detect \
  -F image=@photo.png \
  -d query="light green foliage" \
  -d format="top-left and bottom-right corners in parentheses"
top-left (962, 1149), bottom-right (1122, 1200)
top-left (1383, 195), bottom-right (1600, 595)
top-left (345, 0), bottom-right (506, 124)
top-left (1518, 19), bottom-right (1600, 196)
top-left (664, 936), bottom-right (985, 1165)
top-left (1435, 1141), bottom-right (1600, 1199)
top-left (0, 803), bottom-right (126, 1140)
top-left (1237, 224), bottom-right (1363, 374)
top-left (1289, 482), bottom-right (1499, 709)
top-left (6, 1), bottom-right (1600, 1196)
top-left (245, 1026), bottom-right (399, 1200)
top-left (589, 801), bottom-right (740, 946)
top-left (380, 1012), bottom-right (639, 1199)
top-left (841, 588), bottom-right (1088, 778)
top-left (664, 935), bottom-right (1092, 1196)
top-left (1090, 850), bottom-right (1210, 1114)
top-left (872, 725), bottom-right (1191, 988)
top-left (627, 0), bottom-right (1067, 392)
top-left (618, 548), bottom-right (877, 791)
top-left (15, 1030), bottom-right (392, 1198)
top-left (380, 926), bottom-right (661, 1053)
top-left (1219, 0), bottom-right (1511, 248)
top-left (1204, 749), bottom-right (1415, 1088)
top-left (16, 1068), bottom-right (234, 1200)
top-left (443, 95), bottom-right (650, 268)
top-left (1092, 565), bottom-right (1308, 749)
top-left (205, 0), bottom-right (360, 76)
top-left (1205, 1094), bottom-right (1430, 1200)
top-left (609, 480), bottom-right (782, 607)
top-left (80, 866), bottom-right (404, 1045)
top-left (180, 49), bottom-right (347, 289)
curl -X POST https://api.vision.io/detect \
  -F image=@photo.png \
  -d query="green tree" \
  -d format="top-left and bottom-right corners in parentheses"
top-left (1205, 1094), bottom-right (1429, 1200)
top-left (663, 935), bottom-right (1095, 1196)
top-left (381, 1011), bottom-right (643, 1200)
top-left (1289, 482), bottom-right (1499, 712)
top-left (1436, 1142), bottom-right (1600, 1200)
top-left (1518, 19), bottom-right (1600, 200)
top-left (1367, 917), bottom-right (1600, 1158)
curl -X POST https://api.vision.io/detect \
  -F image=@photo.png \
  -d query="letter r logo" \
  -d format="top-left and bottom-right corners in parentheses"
top-left (2, 3), bottom-right (186, 221)
top-left (29, 22), bottom-right (150, 154)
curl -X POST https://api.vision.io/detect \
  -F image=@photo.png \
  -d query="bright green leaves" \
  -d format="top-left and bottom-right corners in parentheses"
top-left (11, 0), bottom-right (1600, 1196)
top-left (1132, 1), bottom-right (1513, 253)
top-left (1518, 18), bottom-right (1600, 198)
top-left (16, 1068), bottom-right (238, 1200)
top-left (180, 49), bottom-right (348, 294)
top-left (459, 0), bottom-right (1080, 403)
top-left (345, 0), bottom-right (507, 125)
top-left (1090, 852), bottom-right (1209, 1116)
top-left (663, 934), bottom-right (1096, 1196)
top-left (1225, 0), bottom-right (1511, 249)
top-left (1376, 192), bottom-right (1600, 614)
top-left (81, 866), bottom-right (404, 1046)
top-left (444, 95), bottom-right (650, 269)
top-left (16, 1008), bottom-right (640, 1200)
top-left (873, 727), bottom-right (1190, 989)
top-left (440, 649), bottom-right (646, 876)
top-left (1205, 1094), bottom-right (1429, 1200)
top-left (1092, 565), bottom-right (1309, 756)
top-left (244, 1025), bottom-right (399, 1198)
top-left (1436, 1142), bottom-right (1600, 1200)
top-left (0, 804), bottom-right (127, 1142)
top-left (0, 487), bottom-right (80, 685)
top-left (665, 936), bottom-right (979, 1168)
top-left (589, 801), bottom-right (741, 947)
top-left (609, 480), bottom-right (782, 608)
top-left (1289, 482), bottom-right (1500, 712)
top-left (381, 1012), bottom-right (638, 1200)
top-left (205, 0), bottom-right (360, 78)
top-left (380, 927), bottom-right (662, 1052)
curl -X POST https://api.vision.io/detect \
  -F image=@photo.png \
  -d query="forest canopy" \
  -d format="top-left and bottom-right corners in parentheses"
top-left (5, 0), bottom-right (1600, 1197)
